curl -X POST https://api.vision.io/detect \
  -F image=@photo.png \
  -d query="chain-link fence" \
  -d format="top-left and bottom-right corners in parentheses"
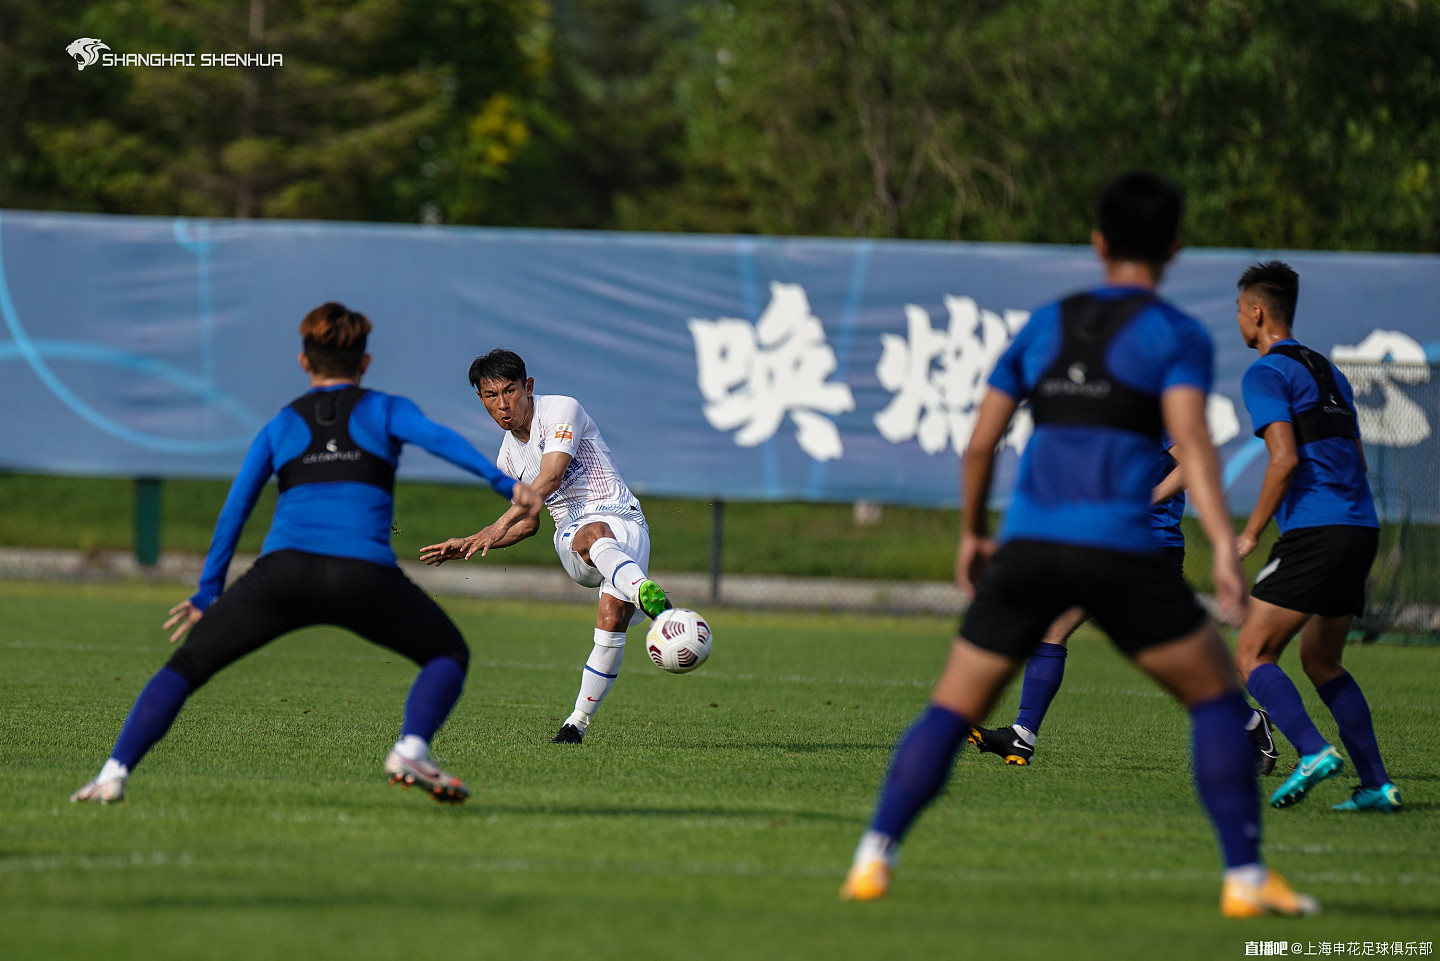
top-left (1338, 360), bottom-right (1440, 642)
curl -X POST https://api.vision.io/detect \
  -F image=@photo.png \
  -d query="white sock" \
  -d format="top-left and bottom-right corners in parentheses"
top-left (588, 537), bottom-right (650, 601)
top-left (392, 734), bottom-right (429, 762)
top-left (1244, 711), bottom-right (1263, 732)
top-left (566, 629), bottom-right (627, 731)
top-left (1224, 864), bottom-right (1267, 887)
top-left (852, 830), bottom-right (899, 868)
top-left (97, 758), bottom-right (129, 784)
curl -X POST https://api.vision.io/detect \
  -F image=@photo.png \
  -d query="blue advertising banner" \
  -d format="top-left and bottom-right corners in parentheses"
top-left (1, 210), bottom-right (1436, 517)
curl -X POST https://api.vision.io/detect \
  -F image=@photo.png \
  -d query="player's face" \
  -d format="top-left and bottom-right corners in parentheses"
top-left (477, 376), bottom-right (534, 433)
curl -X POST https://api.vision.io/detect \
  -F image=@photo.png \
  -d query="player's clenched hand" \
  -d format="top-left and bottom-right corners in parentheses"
top-left (510, 480), bottom-right (541, 518)
top-left (1234, 530), bottom-right (1258, 560)
top-left (163, 599), bottom-right (203, 644)
top-left (956, 533), bottom-right (996, 597)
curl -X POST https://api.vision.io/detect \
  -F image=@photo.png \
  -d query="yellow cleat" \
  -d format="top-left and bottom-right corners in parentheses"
top-left (1221, 870), bottom-right (1320, 918)
top-left (840, 858), bottom-right (891, 902)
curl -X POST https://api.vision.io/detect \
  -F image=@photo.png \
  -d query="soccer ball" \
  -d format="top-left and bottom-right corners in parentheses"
top-left (645, 608), bottom-right (712, 674)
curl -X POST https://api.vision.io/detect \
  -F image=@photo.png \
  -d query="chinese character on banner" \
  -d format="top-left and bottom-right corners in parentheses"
top-left (874, 295), bottom-right (1031, 455)
top-left (688, 282), bottom-right (855, 462)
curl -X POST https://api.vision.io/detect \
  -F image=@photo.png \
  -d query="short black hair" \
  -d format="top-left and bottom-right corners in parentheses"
top-left (299, 302), bottom-right (371, 378)
top-left (1237, 260), bottom-right (1300, 327)
top-left (468, 349), bottom-right (528, 389)
top-left (1097, 172), bottom-right (1184, 267)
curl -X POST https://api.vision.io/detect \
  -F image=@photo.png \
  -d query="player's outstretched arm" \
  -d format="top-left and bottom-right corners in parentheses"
top-left (1161, 385), bottom-right (1246, 625)
top-left (957, 388), bottom-right (1018, 595)
top-left (1235, 421), bottom-right (1297, 559)
top-left (420, 501), bottom-right (541, 565)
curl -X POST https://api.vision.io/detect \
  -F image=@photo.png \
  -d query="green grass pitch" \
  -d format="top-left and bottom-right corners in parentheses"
top-left (1, 580), bottom-right (1435, 960)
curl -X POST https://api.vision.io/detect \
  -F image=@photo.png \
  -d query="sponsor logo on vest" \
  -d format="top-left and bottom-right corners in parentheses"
top-left (301, 439), bottom-right (362, 465)
top-left (1038, 363), bottom-right (1112, 400)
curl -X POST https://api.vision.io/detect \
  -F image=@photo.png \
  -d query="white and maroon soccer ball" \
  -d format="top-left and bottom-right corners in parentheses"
top-left (645, 608), bottom-right (712, 674)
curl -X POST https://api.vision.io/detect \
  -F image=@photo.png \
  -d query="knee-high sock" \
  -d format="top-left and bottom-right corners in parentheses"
top-left (1246, 662), bottom-right (1329, 757)
top-left (870, 705), bottom-right (970, 841)
top-left (1014, 642), bottom-right (1067, 737)
top-left (1317, 672), bottom-right (1390, 789)
top-left (588, 536), bottom-right (650, 600)
top-left (401, 655), bottom-right (466, 743)
top-left (1191, 691), bottom-right (1262, 869)
top-left (110, 666), bottom-right (193, 770)
top-left (566, 629), bottom-right (627, 731)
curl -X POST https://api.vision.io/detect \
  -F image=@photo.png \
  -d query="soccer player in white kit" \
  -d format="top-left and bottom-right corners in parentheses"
top-left (421, 349), bottom-right (671, 743)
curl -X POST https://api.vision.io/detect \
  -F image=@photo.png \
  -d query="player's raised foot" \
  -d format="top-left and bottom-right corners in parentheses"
top-left (968, 725), bottom-right (1034, 765)
top-left (1220, 870), bottom-right (1320, 918)
top-left (549, 723), bottom-right (584, 744)
top-left (384, 750), bottom-right (468, 804)
top-left (1332, 782), bottom-right (1402, 812)
top-left (840, 858), bottom-right (892, 902)
top-left (1248, 708), bottom-right (1279, 777)
top-left (69, 777), bottom-right (126, 804)
top-left (1269, 745), bottom-right (1343, 809)
top-left (633, 579), bottom-right (672, 620)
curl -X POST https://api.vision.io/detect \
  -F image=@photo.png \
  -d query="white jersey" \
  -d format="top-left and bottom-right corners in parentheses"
top-left (496, 394), bottom-right (644, 530)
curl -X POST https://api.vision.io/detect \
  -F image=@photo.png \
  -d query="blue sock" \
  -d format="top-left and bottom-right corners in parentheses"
top-left (1317, 673), bottom-right (1390, 789)
top-left (401, 656), bottom-right (466, 742)
top-left (1191, 691), bottom-right (1262, 869)
top-left (1246, 663), bottom-right (1329, 757)
top-left (110, 667), bottom-right (193, 770)
top-left (1014, 642), bottom-right (1067, 735)
top-left (870, 704), bottom-right (970, 841)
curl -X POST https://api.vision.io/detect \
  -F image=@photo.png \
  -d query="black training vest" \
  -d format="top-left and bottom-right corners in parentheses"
top-left (1263, 344), bottom-right (1359, 446)
top-left (275, 386), bottom-right (396, 493)
top-left (1028, 292), bottom-right (1163, 438)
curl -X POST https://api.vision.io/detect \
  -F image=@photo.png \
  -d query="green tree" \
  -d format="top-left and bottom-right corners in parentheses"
top-left (623, 0), bottom-right (1440, 251)
top-left (17, 0), bottom-right (554, 223)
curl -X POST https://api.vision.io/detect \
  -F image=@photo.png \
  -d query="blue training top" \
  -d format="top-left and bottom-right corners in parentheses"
top-left (191, 384), bottom-right (516, 610)
top-left (1240, 339), bottom-right (1378, 532)
top-left (988, 286), bottom-right (1212, 553)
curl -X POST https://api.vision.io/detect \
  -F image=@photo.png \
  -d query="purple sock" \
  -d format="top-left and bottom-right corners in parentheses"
top-left (110, 666), bottom-right (193, 769)
top-left (1246, 662), bottom-right (1329, 757)
top-left (1317, 673), bottom-right (1390, 789)
top-left (401, 656), bottom-right (466, 742)
top-left (1191, 691), bottom-right (1262, 869)
top-left (870, 705), bottom-right (970, 841)
top-left (1014, 642), bottom-right (1067, 735)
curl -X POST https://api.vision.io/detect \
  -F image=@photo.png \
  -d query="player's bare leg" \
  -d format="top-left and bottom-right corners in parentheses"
top-left (573, 521), bottom-right (670, 619)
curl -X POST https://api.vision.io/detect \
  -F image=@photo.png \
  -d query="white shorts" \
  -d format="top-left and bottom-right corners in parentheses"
top-left (553, 511), bottom-right (652, 604)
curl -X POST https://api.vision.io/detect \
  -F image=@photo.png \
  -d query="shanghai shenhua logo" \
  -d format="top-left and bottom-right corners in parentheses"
top-left (66, 38), bottom-right (110, 70)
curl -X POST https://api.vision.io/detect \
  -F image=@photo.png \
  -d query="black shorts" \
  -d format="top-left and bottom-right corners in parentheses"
top-left (167, 550), bottom-right (469, 689)
top-left (960, 540), bottom-right (1206, 659)
top-left (1250, 525), bottom-right (1379, 619)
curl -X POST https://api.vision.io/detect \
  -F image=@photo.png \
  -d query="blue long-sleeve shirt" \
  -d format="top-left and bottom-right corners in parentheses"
top-left (191, 385), bottom-right (515, 610)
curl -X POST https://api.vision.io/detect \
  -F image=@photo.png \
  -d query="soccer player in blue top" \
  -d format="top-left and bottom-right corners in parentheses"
top-left (842, 173), bottom-right (1317, 918)
top-left (968, 442), bottom-right (1279, 773)
top-left (70, 302), bottom-right (539, 806)
top-left (1231, 261), bottom-right (1399, 813)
